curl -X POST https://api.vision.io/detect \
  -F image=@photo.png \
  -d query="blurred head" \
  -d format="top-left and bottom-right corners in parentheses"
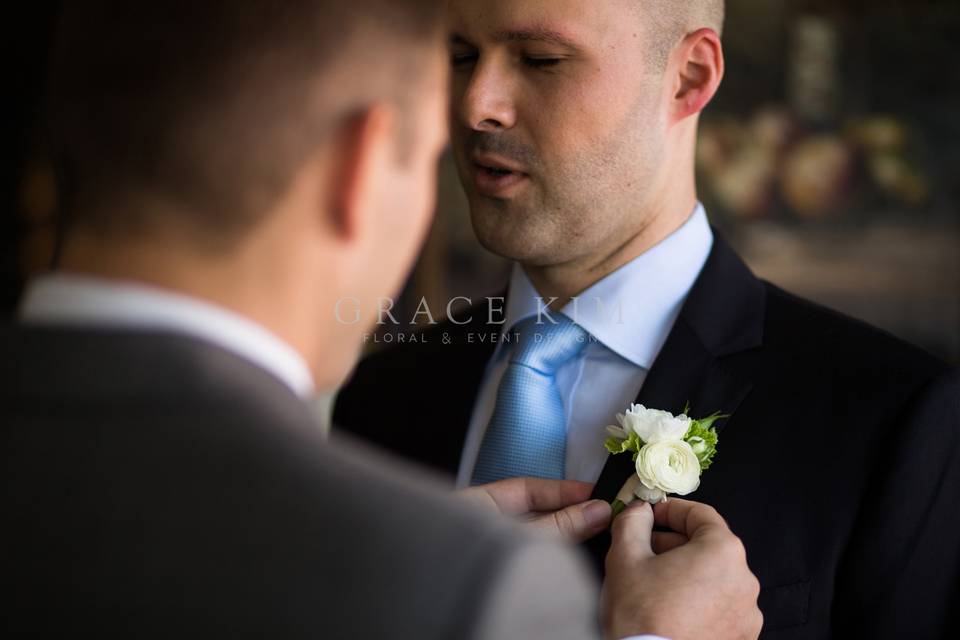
top-left (48, 0), bottom-right (447, 387)
top-left (448, 0), bottom-right (724, 269)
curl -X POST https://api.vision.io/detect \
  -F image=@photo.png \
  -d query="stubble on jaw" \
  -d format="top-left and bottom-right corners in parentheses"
top-left (465, 80), bottom-right (666, 271)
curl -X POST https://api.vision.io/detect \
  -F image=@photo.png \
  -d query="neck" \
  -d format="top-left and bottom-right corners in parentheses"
top-left (57, 221), bottom-right (342, 389)
top-left (524, 133), bottom-right (699, 305)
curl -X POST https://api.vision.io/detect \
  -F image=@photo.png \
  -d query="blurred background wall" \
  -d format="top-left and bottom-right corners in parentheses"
top-left (6, 0), bottom-right (959, 362)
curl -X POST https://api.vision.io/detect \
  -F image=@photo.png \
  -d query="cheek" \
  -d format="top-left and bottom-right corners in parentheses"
top-left (448, 76), bottom-right (469, 118)
top-left (391, 163), bottom-right (436, 262)
top-left (412, 160), bottom-right (438, 231)
top-left (522, 72), bottom-right (632, 158)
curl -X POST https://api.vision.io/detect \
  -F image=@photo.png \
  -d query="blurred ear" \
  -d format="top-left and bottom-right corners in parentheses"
top-left (669, 28), bottom-right (724, 124)
top-left (325, 104), bottom-right (398, 242)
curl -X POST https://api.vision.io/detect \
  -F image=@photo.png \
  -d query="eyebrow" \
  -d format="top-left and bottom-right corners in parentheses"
top-left (450, 27), bottom-right (582, 51)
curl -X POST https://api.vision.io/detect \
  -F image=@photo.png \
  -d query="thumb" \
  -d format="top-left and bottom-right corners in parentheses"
top-left (607, 501), bottom-right (655, 566)
top-left (529, 499), bottom-right (612, 542)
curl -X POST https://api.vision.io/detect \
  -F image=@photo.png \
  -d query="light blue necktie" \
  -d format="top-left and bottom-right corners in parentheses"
top-left (471, 315), bottom-right (590, 485)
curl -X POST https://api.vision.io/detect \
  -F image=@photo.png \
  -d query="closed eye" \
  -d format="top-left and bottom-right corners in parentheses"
top-left (522, 57), bottom-right (563, 69)
top-left (451, 53), bottom-right (478, 69)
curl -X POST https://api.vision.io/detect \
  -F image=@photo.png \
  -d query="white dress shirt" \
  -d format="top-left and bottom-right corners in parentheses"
top-left (457, 203), bottom-right (714, 488)
top-left (17, 274), bottom-right (316, 398)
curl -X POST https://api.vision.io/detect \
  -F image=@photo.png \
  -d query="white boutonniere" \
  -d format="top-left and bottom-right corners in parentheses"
top-left (604, 403), bottom-right (724, 516)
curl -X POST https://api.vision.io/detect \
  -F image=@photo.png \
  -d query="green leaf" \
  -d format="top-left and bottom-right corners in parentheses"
top-left (604, 437), bottom-right (628, 454)
top-left (694, 411), bottom-right (729, 432)
top-left (684, 415), bottom-right (723, 470)
top-left (605, 430), bottom-right (644, 457)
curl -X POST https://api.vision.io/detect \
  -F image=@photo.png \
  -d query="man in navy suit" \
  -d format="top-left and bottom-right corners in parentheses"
top-left (335, 1), bottom-right (960, 637)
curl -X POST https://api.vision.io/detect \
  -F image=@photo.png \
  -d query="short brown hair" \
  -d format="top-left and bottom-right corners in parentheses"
top-left (639, 0), bottom-right (725, 70)
top-left (47, 0), bottom-right (442, 240)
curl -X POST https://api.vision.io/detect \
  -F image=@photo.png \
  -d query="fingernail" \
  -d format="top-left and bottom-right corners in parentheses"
top-left (584, 500), bottom-right (612, 528)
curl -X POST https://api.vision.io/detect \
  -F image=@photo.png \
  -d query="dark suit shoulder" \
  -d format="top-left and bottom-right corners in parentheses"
top-left (348, 297), bottom-right (494, 373)
top-left (335, 315), bottom-right (463, 424)
top-left (335, 300), bottom-right (499, 472)
top-left (2, 326), bottom-right (547, 639)
top-left (324, 436), bottom-right (602, 640)
top-left (759, 281), bottom-right (947, 382)
top-left (265, 435), bottom-right (556, 639)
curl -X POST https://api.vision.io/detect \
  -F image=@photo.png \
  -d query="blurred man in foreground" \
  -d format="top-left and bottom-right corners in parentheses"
top-left (2, 1), bottom-right (761, 639)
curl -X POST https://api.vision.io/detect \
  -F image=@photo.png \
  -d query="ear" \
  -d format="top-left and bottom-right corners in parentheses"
top-left (668, 28), bottom-right (724, 125)
top-left (325, 103), bottom-right (398, 242)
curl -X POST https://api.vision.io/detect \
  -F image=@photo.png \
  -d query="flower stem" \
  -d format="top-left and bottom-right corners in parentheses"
top-left (610, 499), bottom-right (627, 519)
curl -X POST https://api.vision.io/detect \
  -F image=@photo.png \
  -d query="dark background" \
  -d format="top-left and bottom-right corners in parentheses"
top-left (5, 3), bottom-right (60, 317)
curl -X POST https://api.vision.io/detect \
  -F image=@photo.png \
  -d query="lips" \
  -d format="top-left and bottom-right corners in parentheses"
top-left (471, 153), bottom-right (529, 197)
top-left (473, 152), bottom-right (526, 174)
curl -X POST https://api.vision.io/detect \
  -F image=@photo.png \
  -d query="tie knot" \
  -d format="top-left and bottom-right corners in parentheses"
top-left (510, 315), bottom-right (590, 375)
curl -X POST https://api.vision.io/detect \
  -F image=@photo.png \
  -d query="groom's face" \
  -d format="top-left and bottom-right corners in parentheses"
top-left (448, 0), bottom-right (670, 267)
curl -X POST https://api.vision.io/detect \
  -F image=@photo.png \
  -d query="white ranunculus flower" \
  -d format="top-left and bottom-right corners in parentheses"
top-left (607, 424), bottom-right (629, 440)
top-left (620, 404), bottom-right (691, 444)
top-left (635, 440), bottom-right (701, 496)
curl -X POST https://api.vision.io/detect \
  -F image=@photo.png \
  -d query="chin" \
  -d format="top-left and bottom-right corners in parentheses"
top-left (467, 186), bottom-right (595, 264)
top-left (470, 211), bottom-right (557, 265)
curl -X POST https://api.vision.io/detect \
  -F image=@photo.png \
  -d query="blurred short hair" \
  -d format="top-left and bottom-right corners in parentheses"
top-left (640, 0), bottom-right (725, 70)
top-left (47, 0), bottom-right (443, 241)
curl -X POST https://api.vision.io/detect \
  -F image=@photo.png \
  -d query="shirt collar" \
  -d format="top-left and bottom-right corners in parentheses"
top-left (17, 273), bottom-right (316, 398)
top-left (501, 202), bottom-right (713, 369)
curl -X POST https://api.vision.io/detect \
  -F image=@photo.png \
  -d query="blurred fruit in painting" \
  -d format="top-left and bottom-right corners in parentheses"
top-left (781, 135), bottom-right (854, 220)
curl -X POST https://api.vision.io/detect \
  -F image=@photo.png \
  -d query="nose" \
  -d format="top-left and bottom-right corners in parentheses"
top-left (457, 58), bottom-right (517, 131)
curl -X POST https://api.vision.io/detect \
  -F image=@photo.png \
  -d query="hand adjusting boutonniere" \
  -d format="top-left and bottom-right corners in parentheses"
top-left (604, 404), bottom-right (725, 517)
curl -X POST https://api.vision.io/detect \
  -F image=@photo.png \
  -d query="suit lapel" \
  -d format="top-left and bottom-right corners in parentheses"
top-left (590, 233), bottom-right (764, 504)
top-left (415, 296), bottom-right (502, 475)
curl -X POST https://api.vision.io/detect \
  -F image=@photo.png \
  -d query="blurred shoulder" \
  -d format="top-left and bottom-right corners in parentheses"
top-left (302, 433), bottom-right (600, 639)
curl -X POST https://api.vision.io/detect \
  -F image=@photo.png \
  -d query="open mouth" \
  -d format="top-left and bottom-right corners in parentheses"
top-left (478, 164), bottom-right (518, 178)
top-left (471, 156), bottom-right (529, 196)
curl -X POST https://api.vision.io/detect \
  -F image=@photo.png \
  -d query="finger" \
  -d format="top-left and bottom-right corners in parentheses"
top-left (752, 608), bottom-right (765, 638)
top-left (478, 478), bottom-right (595, 516)
top-left (528, 499), bottom-right (611, 542)
top-left (607, 500), bottom-right (655, 564)
top-left (652, 498), bottom-right (728, 540)
top-left (520, 478), bottom-right (594, 513)
top-left (650, 531), bottom-right (688, 554)
top-left (456, 485), bottom-right (501, 514)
